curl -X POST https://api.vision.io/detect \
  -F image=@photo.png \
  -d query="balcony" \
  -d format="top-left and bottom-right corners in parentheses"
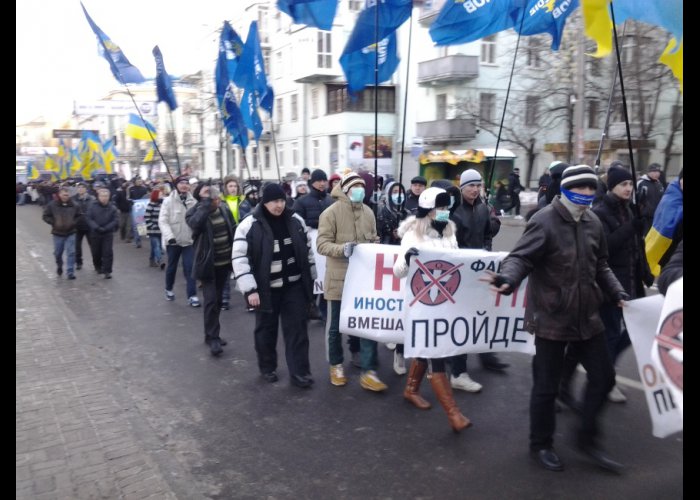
top-left (416, 118), bottom-right (476, 144)
top-left (182, 133), bottom-right (202, 146)
top-left (418, 0), bottom-right (446, 27)
top-left (418, 55), bottom-right (479, 86)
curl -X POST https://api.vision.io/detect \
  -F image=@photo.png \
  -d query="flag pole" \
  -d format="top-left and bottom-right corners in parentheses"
top-left (167, 112), bottom-right (182, 176)
top-left (270, 120), bottom-right (282, 182)
top-left (485, 8), bottom-right (527, 202)
top-left (608, 5), bottom-right (640, 217)
top-left (397, 12), bottom-right (413, 190)
top-left (372, 0), bottom-right (380, 216)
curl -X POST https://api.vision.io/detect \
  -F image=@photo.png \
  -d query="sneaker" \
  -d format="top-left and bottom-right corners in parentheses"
top-left (56, 266), bottom-right (63, 276)
top-left (209, 339), bottom-right (223, 356)
top-left (76, 263), bottom-right (82, 270)
top-left (220, 301), bottom-right (230, 311)
top-left (393, 351), bottom-right (407, 375)
top-left (450, 373), bottom-right (483, 393)
top-left (330, 364), bottom-right (347, 386)
top-left (67, 274), bottom-right (76, 280)
top-left (165, 290), bottom-right (175, 301)
top-left (360, 370), bottom-right (388, 392)
top-left (104, 273), bottom-right (112, 279)
top-left (350, 351), bottom-right (361, 368)
top-left (188, 296), bottom-right (201, 307)
top-left (608, 385), bottom-right (627, 403)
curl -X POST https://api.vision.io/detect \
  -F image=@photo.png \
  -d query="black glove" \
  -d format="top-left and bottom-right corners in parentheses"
top-left (614, 291), bottom-right (631, 303)
top-left (168, 238), bottom-right (177, 246)
top-left (404, 247), bottom-right (419, 266)
top-left (493, 275), bottom-right (514, 295)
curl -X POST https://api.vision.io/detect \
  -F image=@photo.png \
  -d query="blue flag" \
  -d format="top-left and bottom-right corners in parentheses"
top-left (260, 85), bottom-right (275, 116)
top-left (153, 46), bottom-right (178, 110)
top-left (430, 0), bottom-right (519, 46)
top-left (277, 0), bottom-right (338, 31)
top-left (221, 89), bottom-right (250, 150)
top-left (215, 22), bottom-right (249, 149)
top-left (513, 0), bottom-right (579, 50)
top-left (240, 89), bottom-right (264, 141)
top-left (233, 22), bottom-right (272, 101)
top-left (80, 2), bottom-right (145, 83)
top-left (221, 21), bottom-right (245, 81)
top-left (339, 0), bottom-right (412, 94)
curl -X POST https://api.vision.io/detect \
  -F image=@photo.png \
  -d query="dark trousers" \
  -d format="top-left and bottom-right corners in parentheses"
top-left (254, 283), bottom-right (310, 378)
top-left (530, 334), bottom-right (615, 451)
top-left (201, 266), bottom-right (231, 344)
top-left (449, 353), bottom-right (498, 377)
top-left (600, 303), bottom-right (630, 366)
top-left (75, 228), bottom-right (91, 266)
top-left (90, 232), bottom-right (114, 274)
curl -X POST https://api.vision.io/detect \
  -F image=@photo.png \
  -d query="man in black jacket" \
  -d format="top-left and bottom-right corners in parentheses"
top-left (293, 169), bottom-right (333, 229)
top-left (232, 184), bottom-right (317, 388)
top-left (186, 183), bottom-right (236, 356)
top-left (42, 186), bottom-right (83, 279)
top-left (85, 188), bottom-right (119, 279)
top-left (71, 182), bottom-right (95, 271)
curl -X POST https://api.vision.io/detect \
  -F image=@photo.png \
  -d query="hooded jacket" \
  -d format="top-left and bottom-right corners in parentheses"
top-left (377, 181), bottom-right (407, 245)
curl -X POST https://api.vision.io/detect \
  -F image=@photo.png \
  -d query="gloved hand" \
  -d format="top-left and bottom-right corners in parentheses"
top-left (96, 226), bottom-right (106, 234)
top-left (343, 242), bottom-right (357, 258)
top-left (614, 291), bottom-right (631, 303)
top-left (168, 238), bottom-right (177, 246)
top-left (404, 247), bottom-right (419, 266)
top-left (492, 275), bottom-right (514, 295)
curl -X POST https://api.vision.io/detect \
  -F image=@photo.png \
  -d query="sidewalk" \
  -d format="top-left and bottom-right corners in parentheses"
top-left (16, 235), bottom-right (181, 499)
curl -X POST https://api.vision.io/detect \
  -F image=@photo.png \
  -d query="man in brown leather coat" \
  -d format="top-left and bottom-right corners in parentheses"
top-left (482, 165), bottom-right (628, 474)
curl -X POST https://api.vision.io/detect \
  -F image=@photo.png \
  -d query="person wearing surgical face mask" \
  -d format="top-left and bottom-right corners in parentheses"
top-left (378, 181), bottom-right (408, 245)
top-left (391, 187), bottom-right (472, 433)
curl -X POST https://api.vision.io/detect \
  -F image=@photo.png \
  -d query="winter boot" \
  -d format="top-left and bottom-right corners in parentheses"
top-left (430, 372), bottom-right (471, 433)
top-left (403, 359), bottom-right (431, 410)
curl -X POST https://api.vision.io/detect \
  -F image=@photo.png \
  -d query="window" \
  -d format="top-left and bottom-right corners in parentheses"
top-left (263, 49), bottom-right (270, 74)
top-left (276, 97), bottom-right (283, 125)
top-left (311, 88), bottom-right (319, 118)
top-left (672, 104), bottom-right (683, 129)
top-left (589, 57), bottom-right (601, 77)
top-left (291, 94), bottom-right (298, 122)
top-left (349, 0), bottom-right (362, 11)
top-left (621, 36), bottom-right (635, 66)
top-left (525, 96), bottom-right (539, 126)
top-left (264, 145), bottom-right (271, 169)
top-left (252, 146), bottom-right (259, 170)
top-left (292, 141), bottom-right (299, 167)
top-left (326, 84), bottom-right (396, 114)
top-left (625, 99), bottom-right (653, 124)
top-left (258, 8), bottom-right (269, 43)
top-left (436, 94), bottom-right (447, 120)
top-left (480, 93), bottom-right (495, 123)
top-left (278, 144), bottom-right (285, 169)
top-left (275, 52), bottom-right (283, 79)
top-left (526, 38), bottom-right (541, 68)
top-left (312, 139), bottom-right (320, 167)
top-left (587, 100), bottom-right (599, 129)
top-left (481, 35), bottom-right (496, 64)
top-left (317, 31), bottom-right (332, 68)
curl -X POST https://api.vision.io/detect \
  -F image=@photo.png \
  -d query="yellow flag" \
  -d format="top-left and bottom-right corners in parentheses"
top-left (144, 147), bottom-right (155, 162)
top-left (581, 0), bottom-right (613, 57)
top-left (659, 38), bottom-right (683, 93)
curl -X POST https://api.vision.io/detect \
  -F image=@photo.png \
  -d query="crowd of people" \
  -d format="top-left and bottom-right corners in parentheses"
top-left (23, 158), bottom-right (683, 475)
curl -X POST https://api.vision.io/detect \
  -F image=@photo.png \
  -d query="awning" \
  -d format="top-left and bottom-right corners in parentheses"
top-left (418, 148), bottom-right (516, 165)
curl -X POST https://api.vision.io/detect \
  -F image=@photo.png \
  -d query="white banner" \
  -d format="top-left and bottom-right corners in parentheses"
top-left (340, 245), bottom-right (535, 358)
top-left (74, 100), bottom-right (157, 116)
top-left (624, 294), bottom-right (683, 438)
top-left (651, 278), bottom-right (683, 418)
top-left (309, 229), bottom-right (326, 295)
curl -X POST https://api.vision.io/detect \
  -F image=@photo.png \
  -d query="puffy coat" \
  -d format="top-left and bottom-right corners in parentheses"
top-left (293, 186), bottom-right (334, 229)
top-left (42, 199), bottom-right (82, 236)
top-left (317, 183), bottom-right (378, 300)
top-left (158, 191), bottom-right (196, 247)
top-left (232, 205), bottom-right (316, 313)
top-left (451, 195), bottom-right (494, 251)
top-left (393, 216), bottom-right (458, 278)
top-left (497, 197), bottom-right (624, 341)
top-left (85, 201), bottom-right (118, 234)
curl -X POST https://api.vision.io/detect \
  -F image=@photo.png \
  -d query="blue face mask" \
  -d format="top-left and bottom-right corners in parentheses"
top-left (434, 209), bottom-right (450, 222)
top-left (561, 187), bottom-right (595, 206)
top-left (391, 193), bottom-right (404, 205)
top-left (349, 187), bottom-right (365, 203)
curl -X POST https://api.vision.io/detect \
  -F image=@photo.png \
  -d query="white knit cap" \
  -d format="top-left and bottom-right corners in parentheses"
top-left (459, 169), bottom-right (482, 188)
top-left (560, 165), bottom-right (598, 190)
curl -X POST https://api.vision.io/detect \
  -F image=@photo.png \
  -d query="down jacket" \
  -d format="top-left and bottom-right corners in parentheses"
top-left (317, 183), bottom-right (378, 300)
top-left (158, 191), bottom-right (196, 247)
top-left (496, 197), bottom-right (625, 341)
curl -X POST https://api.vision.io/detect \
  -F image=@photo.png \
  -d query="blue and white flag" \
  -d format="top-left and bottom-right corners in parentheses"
top-left (233, 21), bottom-right (274, 114)
top-left (429, 0), bottom-right (519, 47)
top-left (513, 0), bottom-right (579, 50)
top-left (277, 0), bottom-right (338, 31)
top-left (153, 45), bottom-right (178, 110)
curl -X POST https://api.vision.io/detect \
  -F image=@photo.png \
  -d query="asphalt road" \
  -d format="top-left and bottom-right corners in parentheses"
top-left (17, 204), bottom-right (683, 499)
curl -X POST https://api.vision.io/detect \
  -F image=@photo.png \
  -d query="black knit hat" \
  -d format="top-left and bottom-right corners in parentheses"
top-left (606, 166), bottom-right (633, 191)
top-left (262, 183), bottom-right (287, 203)
top-left (310, 169), bottom-right (327, 183)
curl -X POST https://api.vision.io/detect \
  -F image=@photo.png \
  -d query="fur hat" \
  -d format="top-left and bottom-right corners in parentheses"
top-left (341, 171), bottom-right (365, 194)
top-left (416, 187), bottom-right (450, 218)
top-left (459, 169), bottom-right (482, 188)
top-left (561, 165), bottom-right (598, 191)
top-left (606, 166), bottom-right (633, 191)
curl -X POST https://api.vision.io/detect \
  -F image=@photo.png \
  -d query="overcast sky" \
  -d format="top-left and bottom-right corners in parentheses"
top-left (16, 0), bottom-right (239, 126)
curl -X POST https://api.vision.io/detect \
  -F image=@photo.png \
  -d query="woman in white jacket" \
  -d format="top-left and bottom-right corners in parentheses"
top-left (393, 187), bottom-right (471, 433)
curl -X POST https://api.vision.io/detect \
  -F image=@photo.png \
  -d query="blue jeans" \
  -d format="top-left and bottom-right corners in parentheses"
top-left (326, 300), bottom-right (378, 370)
top-left (165, 244), bottom-right (196, 298)
top-left (53, 234), bottom-right (76, 275)
top-left (149, 235), bottom-right (162, 264)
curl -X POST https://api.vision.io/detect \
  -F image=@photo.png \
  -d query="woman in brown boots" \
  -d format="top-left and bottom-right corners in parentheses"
top-left (392, 187), bottom-right (471, 433)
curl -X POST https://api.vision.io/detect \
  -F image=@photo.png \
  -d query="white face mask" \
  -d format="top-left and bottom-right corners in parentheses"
top-left (349, 187), bottom-right (365, 203)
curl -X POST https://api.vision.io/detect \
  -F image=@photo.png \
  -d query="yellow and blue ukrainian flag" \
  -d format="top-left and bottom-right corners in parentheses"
top-left (125, 114), bottom-right (157, 141)
top-left (645, 179), bottom-right (683, 276)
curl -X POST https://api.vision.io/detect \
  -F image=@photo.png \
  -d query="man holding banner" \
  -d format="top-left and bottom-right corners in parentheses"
top-left (482, 165), bottom-right (628, 473)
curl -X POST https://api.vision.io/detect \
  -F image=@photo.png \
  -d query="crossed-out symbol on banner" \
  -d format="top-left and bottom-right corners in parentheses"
top-left (410, 259), bottom-right (463, 306)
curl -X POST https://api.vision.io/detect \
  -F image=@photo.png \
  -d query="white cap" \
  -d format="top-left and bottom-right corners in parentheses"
top-left (417, 187), bottom-right (450, 218)
top-left (459, 169), bottom-right (482, 188)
